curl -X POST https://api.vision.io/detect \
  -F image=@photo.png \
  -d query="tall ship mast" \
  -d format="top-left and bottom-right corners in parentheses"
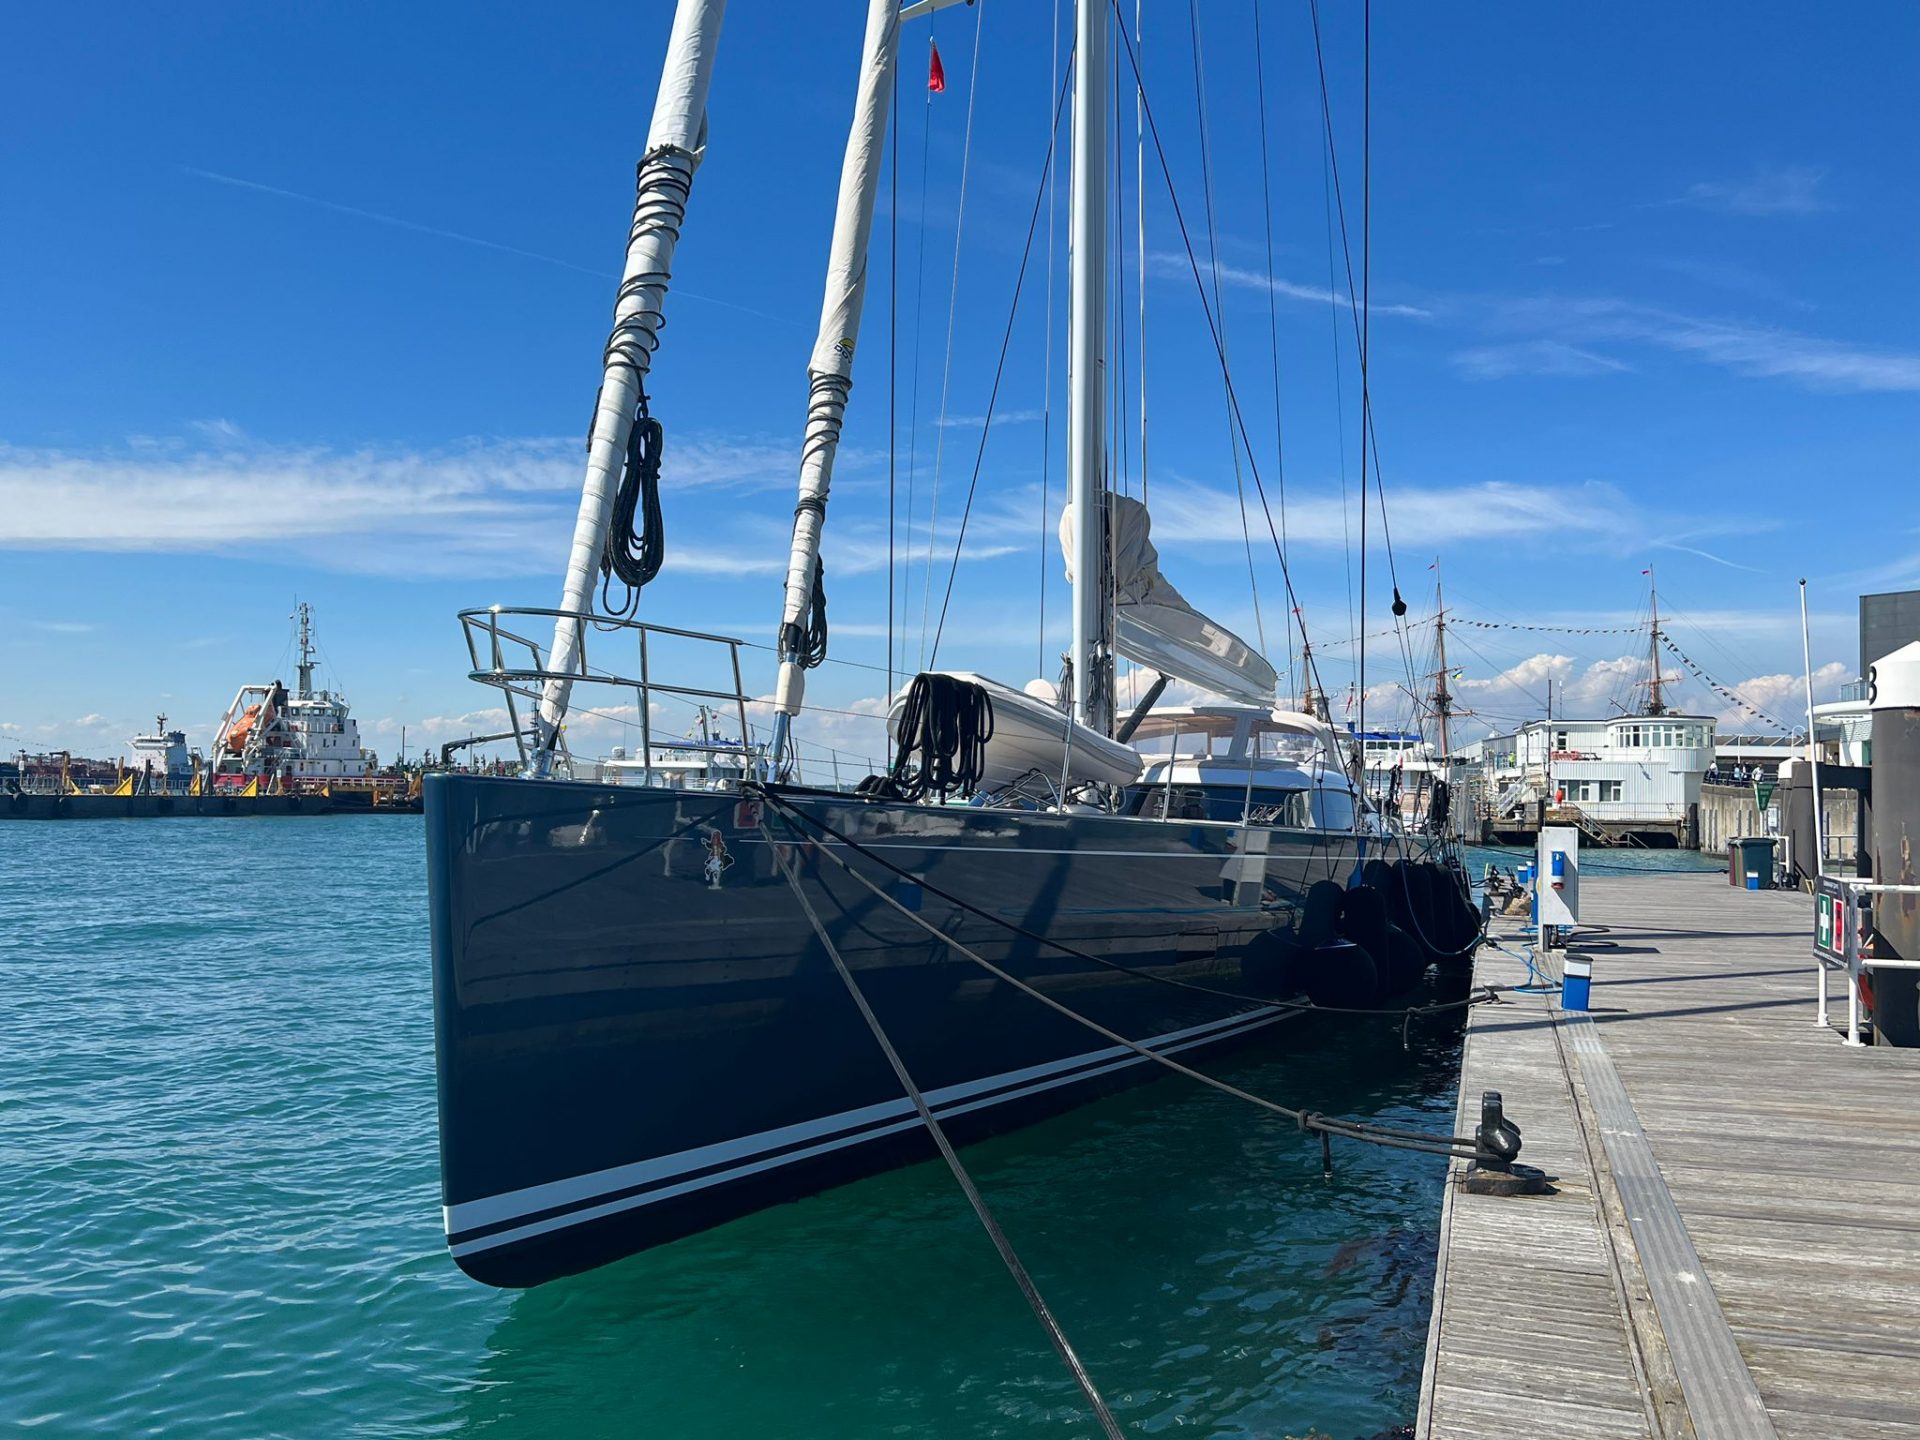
top-left (420, 0), bottom-right (1482, 1295)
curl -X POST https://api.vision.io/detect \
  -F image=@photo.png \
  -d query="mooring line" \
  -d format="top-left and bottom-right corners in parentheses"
top-left (757, 795), bottom-right (1483, 1163)
top-left (755, 789), bottom-right (1501, 1025)
top-left (760, 824), bottom-right (1127, 1440)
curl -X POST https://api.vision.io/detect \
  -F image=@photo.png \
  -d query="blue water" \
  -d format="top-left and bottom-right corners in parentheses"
top-left (5, 817), bottom-right (1480, 1438)
top-left (1464, 842), bottom-right (1726, 878)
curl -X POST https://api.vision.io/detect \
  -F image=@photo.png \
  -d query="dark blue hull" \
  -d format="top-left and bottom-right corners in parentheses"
top-left (425, 774), bottom-right (1368, 1287)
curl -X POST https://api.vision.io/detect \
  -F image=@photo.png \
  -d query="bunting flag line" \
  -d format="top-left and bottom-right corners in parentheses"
top-left (1659, 636), bottom-right (1798, 735)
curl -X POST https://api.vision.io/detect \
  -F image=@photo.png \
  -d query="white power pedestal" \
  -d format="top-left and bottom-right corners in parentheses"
top-left (1537, 824), bottom-right (1585, 1006)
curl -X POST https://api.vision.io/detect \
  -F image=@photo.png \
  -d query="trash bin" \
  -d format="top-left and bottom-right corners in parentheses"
top-left (1728, 837), bottom-right (1777, 889)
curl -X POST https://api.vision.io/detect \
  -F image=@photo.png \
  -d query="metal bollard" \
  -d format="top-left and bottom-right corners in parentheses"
top-left (1475, 1091), bottom-right (1522, 1172)
top-left (1461, 1090), bottom-right (1548, 1196)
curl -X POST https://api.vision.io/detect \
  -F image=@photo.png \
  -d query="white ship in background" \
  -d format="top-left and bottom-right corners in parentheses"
top-left (209, 603), bottom-right (375, 787)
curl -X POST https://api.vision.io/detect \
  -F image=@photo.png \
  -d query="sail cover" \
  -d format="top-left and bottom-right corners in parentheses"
top-left (1059, 495), bottom-right (1279, 706)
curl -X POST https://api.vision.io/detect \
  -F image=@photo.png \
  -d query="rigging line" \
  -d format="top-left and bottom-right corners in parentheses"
top-left (1109, 0), bottom-right (1329, 718)
top-left (757, 793), bottom-right (1485, 1160)
top-left (1039, 0), bottom-right (1061, 682)
top-left (919, 0), bottom-right (987, 672)
top-left (1448, 618), bottom-right (1646, 637)
top-left (1321, 120), bottom-right (1357, 662)
top-left (1252, 0), bottom-right (1293, 687)
top-left (902, 32), bottom-right (937, 685)
top-left (762, 789), bottom-right (1497, 1017)
top-left (928, 55), bottom-right (1075, 668)
top-left (1447, 629), bottom-right (1552, 718)
top-left (1302, 0), bottom-right (1403, 603)
top-left (1356, 0), bottom-right (1370, 818)
top-left (761, 828), bottom-right (1125, 1440)
top-left (1134, 0), bottom-right (1148, 506)
top-left (888, 63), bottom-right (899, 750)
top-left (1187, 0), bottom-right (1266, 659)
top-left (1110, 29), bottom-right (1131, 502)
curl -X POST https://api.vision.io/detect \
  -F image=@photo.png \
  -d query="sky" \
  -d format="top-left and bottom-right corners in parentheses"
top-left (3, 2), bottom-right (1916, 775)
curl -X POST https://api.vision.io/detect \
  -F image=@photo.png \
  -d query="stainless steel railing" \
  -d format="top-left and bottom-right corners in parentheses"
top-left (457, 606), bottom-right (759, 782)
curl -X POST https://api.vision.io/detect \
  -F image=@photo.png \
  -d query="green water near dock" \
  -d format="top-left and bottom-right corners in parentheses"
top-left (5, 818), bottom-right (1537, 1438)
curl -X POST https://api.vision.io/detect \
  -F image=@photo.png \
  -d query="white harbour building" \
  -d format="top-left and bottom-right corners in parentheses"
top-left (1457, 714), bottom-right (1717, 847)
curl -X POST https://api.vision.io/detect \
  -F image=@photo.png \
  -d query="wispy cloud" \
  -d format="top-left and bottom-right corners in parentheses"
top-left (1465, 296), bottom-right (1920, 393)
top-left (1651, 542), bottom-right (1768, 575)
top-left (1453, 340), bottom-right (1631, 380)
top-left (1669, 165), bottom-right (1831, 217)
top-left (935, 408), bottom-right (1044, 429)
top-left (1145, 251), bottom-right (1434, 321)
top-left (0, 430), bottom-right (837, 577)
top-left (1642, 256), bottom-right (1813, 311)
top-left (181, 165), bottom-right (802, 326)
top-left (1142, 477), bottom-right (1676, 554)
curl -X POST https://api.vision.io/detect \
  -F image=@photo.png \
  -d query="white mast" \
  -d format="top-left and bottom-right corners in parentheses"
top-left (532, 0), bottom-right (727, 774)
top-left (1067, 0), bottom-right (1112, 734)
top-left (1799, 578), bottom-right (1827, 881)
top-left (768, 0), bottom-right (902, 774)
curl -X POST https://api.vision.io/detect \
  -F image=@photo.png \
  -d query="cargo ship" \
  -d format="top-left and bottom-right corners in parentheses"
top-left (3, 604), bottom-right (419, 819)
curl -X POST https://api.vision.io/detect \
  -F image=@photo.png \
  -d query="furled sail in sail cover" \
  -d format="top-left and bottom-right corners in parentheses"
top-left (1059, 495), bottom-right (1279, 707)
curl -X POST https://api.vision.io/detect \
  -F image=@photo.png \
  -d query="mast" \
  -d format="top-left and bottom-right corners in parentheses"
top-left (532, 0), bottom-right (727, 774)
top-left (1430, 560), bottom-right (1452, 763)
top-left (767, 0), bottom-right (901, 775)
top-left (1646, 563), bottom-right (1667, 716)
top-left (1067, 0), bottom-right (1113, 734)
top-left (295, 602), bottom-right (316, 699)
top-left (1799, 578), bottom-right (1827, 880)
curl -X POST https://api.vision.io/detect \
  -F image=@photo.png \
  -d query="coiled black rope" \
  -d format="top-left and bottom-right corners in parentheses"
top-left (874, 673), bottom-right (994, 802)
top-left (598, 390), bottom-right (665, 619)
top-left (588, 142), bottom-right (689, 622)
top-left (778, 557), bottom-right (828, 670)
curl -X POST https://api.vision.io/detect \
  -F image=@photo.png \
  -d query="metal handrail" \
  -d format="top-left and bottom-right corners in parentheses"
top-left (456, 606), bottom-right (757, 780)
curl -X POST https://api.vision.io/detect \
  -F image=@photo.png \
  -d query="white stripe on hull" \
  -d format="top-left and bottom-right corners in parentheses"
top-left (446, 1004), bottom-right (1292, 1257)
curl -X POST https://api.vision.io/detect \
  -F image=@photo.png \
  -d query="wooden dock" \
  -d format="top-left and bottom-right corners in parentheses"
top-left (1417, 872), bottom-right (1920, 1439)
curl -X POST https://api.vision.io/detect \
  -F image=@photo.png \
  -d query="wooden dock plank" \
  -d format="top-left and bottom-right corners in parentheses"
top-left (1419, 872), bottom-right (1920, 1439)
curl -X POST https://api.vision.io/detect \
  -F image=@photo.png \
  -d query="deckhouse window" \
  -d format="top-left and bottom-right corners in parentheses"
top-left (1134, 785), bottom-right (1312, 827)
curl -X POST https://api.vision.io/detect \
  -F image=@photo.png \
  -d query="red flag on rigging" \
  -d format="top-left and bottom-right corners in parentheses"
top-left (928, 40), bottom-right (947, 93)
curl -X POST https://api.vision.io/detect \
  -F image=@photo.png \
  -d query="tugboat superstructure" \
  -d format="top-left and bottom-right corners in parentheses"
top-left (209, 603), bottom-right (374, 787)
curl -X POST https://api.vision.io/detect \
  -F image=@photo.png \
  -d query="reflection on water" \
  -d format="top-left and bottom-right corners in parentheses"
top-left (449, 1014), bottom-right (1465, 1440)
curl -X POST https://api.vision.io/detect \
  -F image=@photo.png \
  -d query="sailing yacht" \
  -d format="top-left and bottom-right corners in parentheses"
top-left (425, 0), bottom-right (1478, 1289)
